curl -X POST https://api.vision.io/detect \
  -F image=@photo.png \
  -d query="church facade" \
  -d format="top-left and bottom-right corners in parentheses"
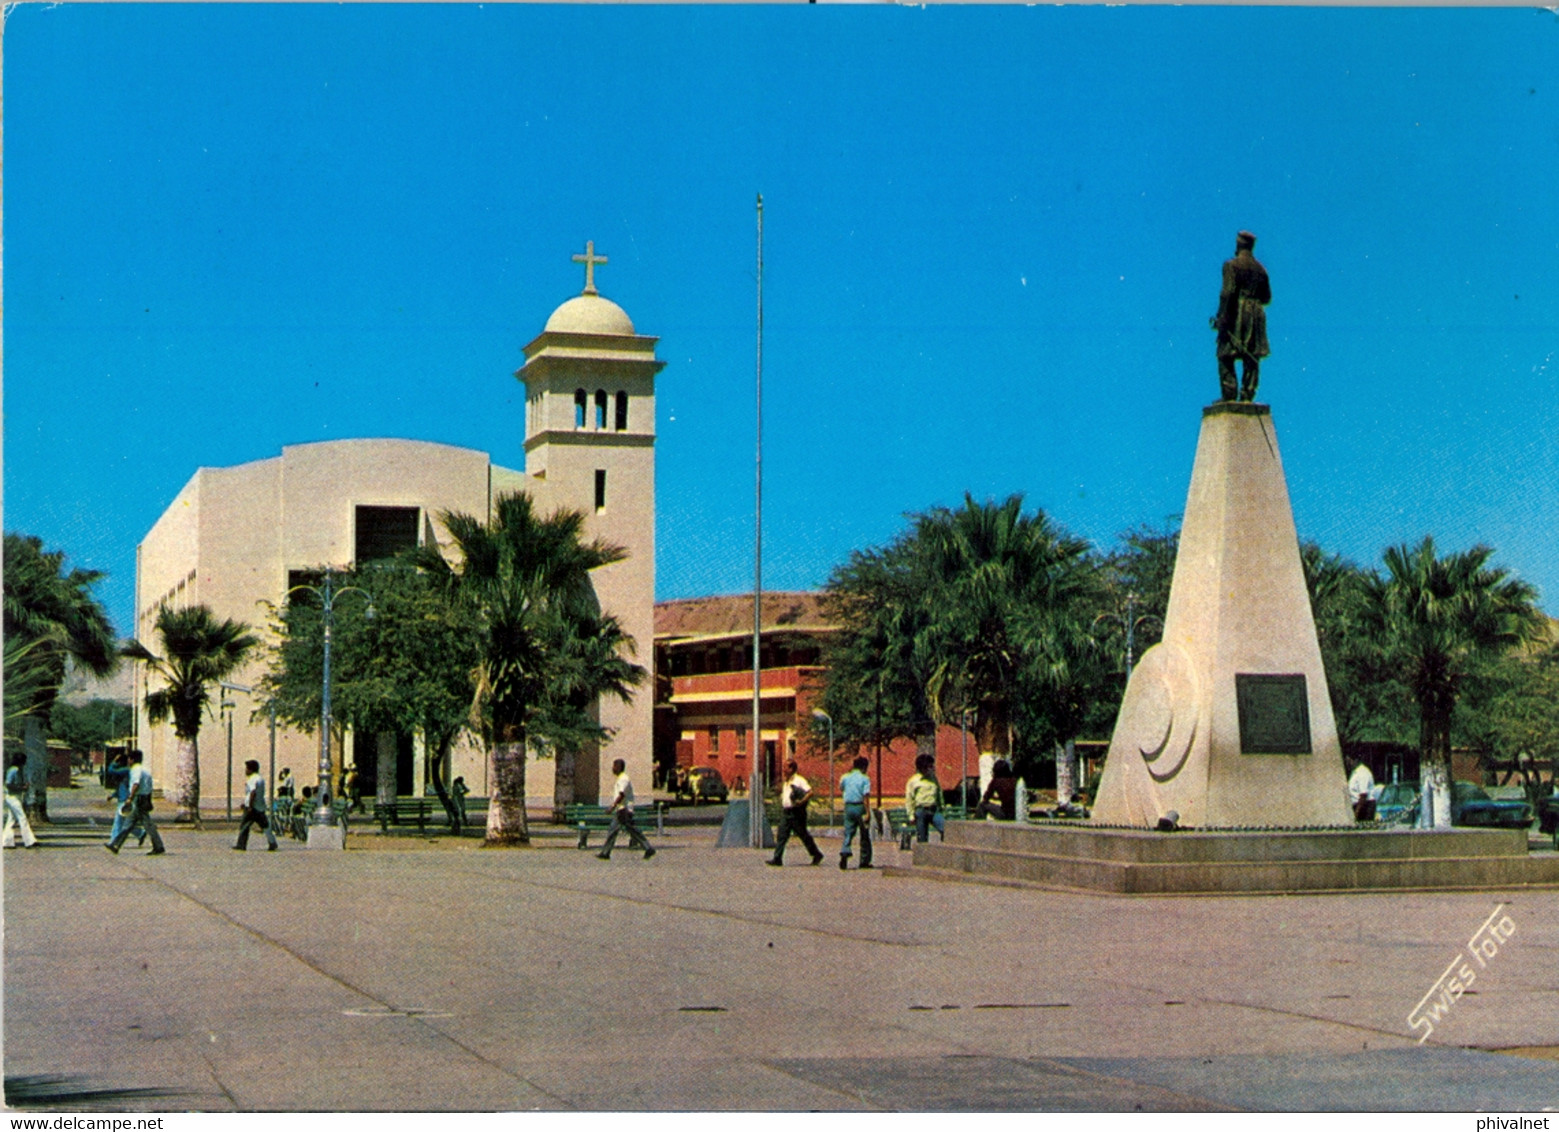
top-left (132, 249), bottom-right (661, 812)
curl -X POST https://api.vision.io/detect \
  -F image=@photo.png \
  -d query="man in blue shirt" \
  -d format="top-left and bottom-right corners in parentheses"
top-left (105, 751), bottom-right (165, 855)
top-left (838, 756), bottom-right (873, 870)
top-left (4, 753), bottom-right (39, 849)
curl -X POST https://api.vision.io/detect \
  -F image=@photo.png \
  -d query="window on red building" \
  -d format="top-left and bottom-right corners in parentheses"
top-left (735, 726), bottom-right (747, 753)
top-left (708, 727), bottom-right (720, 753)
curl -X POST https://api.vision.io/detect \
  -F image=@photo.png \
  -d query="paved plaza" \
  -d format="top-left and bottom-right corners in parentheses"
top-left (4, 791), bottom-right (1558, 1112)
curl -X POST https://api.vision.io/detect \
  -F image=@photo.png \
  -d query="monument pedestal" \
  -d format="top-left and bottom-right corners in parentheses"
top-left (1092, 403), bottom-right (1352, 828)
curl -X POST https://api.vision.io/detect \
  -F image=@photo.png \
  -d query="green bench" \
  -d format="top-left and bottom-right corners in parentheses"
top-left (374, 796), bottom-right (434, 833)
top-left (564, 802), bottom-right (665, 849)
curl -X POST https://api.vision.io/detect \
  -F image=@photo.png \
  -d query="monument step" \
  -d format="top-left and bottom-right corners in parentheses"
top-left (943, 820), bottom-right (1529, 864)
top-left (911, 840), bottom-right (1559, 895)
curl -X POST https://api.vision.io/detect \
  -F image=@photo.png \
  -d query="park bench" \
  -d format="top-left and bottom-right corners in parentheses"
top-left (565, 802), bottom-right (665, 848)
top-left (373, 796), bottom-right (434, 834)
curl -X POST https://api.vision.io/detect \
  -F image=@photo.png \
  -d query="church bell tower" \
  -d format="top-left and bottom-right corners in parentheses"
top-left (515, 242), bottom-right (664, 802)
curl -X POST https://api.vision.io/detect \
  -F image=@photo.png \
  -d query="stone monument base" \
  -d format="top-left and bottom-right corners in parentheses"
top-left (900, 820), bottom-right (1559, 895)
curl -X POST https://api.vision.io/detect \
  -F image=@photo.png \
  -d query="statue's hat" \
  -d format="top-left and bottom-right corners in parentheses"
top-left (1236, 230), bottom-right (1257, 248)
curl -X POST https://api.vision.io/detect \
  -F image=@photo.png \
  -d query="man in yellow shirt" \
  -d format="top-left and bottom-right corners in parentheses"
top-left (905, 754), bottom-right (945, 843)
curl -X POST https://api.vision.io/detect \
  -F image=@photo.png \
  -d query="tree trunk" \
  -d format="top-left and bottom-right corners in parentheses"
top-left (975, 701), bottom-right (1011, 758)
top-left (1056, 739), bottom-right (1077, 805)
top-left (23, 717), bottom-right (49, 823)
top-left (1420, 703), bottom-right (1454, 830)
top-left (171, 733), bottom-right (201, 824)
top-left (376, 732), bottom-right (397, 810)
top-left (485, 738), bottom-right (530, 845)
top-left (552, 746), bottom-right (578, 816)
top-left (425, 733), bottom-right (457, 830)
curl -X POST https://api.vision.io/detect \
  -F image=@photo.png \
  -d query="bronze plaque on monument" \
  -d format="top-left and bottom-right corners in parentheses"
top-left (1235, 674), bottom-right (1312, 754)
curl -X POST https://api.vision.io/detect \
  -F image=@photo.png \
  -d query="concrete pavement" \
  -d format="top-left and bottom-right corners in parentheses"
top-left (4, 790), bottom-right (1557, 1111)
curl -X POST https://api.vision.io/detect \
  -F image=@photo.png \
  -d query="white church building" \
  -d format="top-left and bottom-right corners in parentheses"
top-left (133, 246), bottom-right (662, 813)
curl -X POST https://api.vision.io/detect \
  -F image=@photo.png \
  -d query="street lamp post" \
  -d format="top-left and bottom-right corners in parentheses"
top-left (219, 681), bottom-right (255, 822)
top-left (286, 568), bottom-right (371, 850)
top-left (812, 709), bottom-right (833, 828)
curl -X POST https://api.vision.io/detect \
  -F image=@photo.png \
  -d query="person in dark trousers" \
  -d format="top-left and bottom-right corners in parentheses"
top-left (234, 760), bottom-right (279, 851)
top-left (105, 751), bottom-right (165, 855)
top-left (768, 759), bottom-right (823, 867)
top-left (451, 776), bottom-right (470, 834)
top-left (905, 754), bottom-right (945, 843)
top-left (976, 759), bottom-right (1018, 821)
top-left (598, 758), bottom-right (655, 860)
top-left (104, 752), bottom-right (147, 848)
top-left (838, 756), bottom-right (874, 869)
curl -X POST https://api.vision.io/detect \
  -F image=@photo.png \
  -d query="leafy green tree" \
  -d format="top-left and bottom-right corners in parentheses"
top-left (418, 492), bottom-right (638, 845)
top-left (1102, 519), bottom-right (1178, 657)
top-left (123, 605), bottom-right (259, 823)
top-left (49, 698), bottom-right (133, 755)
top-left (1298, 542), bottom-right (1417, 749)
top-left (1361, 537), bottom-right (1544, 828)
top-left (530, 606), bottom-right (645, 813)
top-left (917, 494), bottom-right (1097, 766)
top-left (819, 537), bottom-right (942, 788)
top-left (3, 532), bottom-right (118, 818)
top-left (1454, 630), bottom-right (1559, 805)
top-left (258, 557), bottom-right (482, 821)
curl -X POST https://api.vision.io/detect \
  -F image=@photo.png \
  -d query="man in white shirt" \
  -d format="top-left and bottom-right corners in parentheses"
top-left (767, 759), bottom-right (823, 867)
top-left (235, 760), bottom-right (279, 851)
top-left (105, 751), bottom-right (165, 855)
top-left (598, 758), bottom-right (655, 860)
top-left (1348, 759), bottom-right (1377, 822)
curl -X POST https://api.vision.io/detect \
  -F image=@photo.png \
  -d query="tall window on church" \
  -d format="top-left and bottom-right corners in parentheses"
top-left (615, 391), bottom-right (629, 431)
top-left (594, 469), bottom-right (607, 512)
top-left (595, 390), bottom-right (608, 429)
top-left (574, 389), bottom-right (587, 429)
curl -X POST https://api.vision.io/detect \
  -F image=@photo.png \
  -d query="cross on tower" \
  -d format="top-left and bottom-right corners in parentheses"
top-left (572, 240), bottom-right (608, 295)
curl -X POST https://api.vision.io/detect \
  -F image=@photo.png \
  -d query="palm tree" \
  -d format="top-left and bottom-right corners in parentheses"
top-left (533, 607), bottom-right (645, 814)
top-left (1362, 537), bottom-right (1544, 828)
top-left (917, 494), bottom-right (1096, 763)
top-left (123, 605), bottom-right (260, 824)
top-left (422, 491), bottom-right (631, 845)
top-left (4, 532), bottom-right (118, 820)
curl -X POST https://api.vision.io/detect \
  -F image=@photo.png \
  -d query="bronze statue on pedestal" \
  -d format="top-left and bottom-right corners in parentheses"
top-left (1211, 231), bottom-right (1271, 402)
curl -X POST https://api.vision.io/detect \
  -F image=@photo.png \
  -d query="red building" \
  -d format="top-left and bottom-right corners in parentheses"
top-left (653, 592), bottom-right (979, 805)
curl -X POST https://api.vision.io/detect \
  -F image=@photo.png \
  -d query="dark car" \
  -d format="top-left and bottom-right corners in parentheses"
top-left (678, 766), bottom-right (728, 804)
top-left (1535, 790), bottom-right (1559, 837)
top-left (1375, 782), bottom-right (1419, 825)
top-left (1451, 781), bottom-right (1532, 829)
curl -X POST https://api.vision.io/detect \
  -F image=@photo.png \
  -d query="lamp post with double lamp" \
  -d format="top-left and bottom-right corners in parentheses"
top-left (285, 568), bottom-right (373, 850)
top-left (811, 709), bottom-right (833, 828)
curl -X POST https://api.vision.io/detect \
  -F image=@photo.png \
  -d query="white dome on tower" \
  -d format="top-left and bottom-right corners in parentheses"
top-left (544, 293), bottom-right (636, 336)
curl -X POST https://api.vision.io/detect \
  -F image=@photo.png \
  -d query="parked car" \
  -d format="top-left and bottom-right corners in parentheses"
top-left (1375, 782), bottom-right (1419, 825)
top-left (1535, 790), bottom-right (1559, 837)
top-left (677, 766), bottom-right (729, 804)
top-left (1451, 781), bottom-right (1532, 829)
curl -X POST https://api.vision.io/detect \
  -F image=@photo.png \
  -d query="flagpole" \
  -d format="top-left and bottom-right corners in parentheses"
top-left (750, 192), bottom-right (765, 849)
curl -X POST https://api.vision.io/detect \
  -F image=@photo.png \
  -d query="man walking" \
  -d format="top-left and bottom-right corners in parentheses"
top-left (4, 753), bottom-right (39, 849)
top-left (234, 760), bottom-right (279, 851)
top-left (768, 759), bottom-right (823, 867)
top-left (105, 751), bottom-right (165, 855)
top-left (838, 755), bottom-right (873, 870)
top-left (597, 758), bottom-right (655, 860)
top-left (105, 751), bottom-right (147, 848)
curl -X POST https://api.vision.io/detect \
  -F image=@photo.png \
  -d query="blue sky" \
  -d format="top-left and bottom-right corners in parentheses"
top-left (7, 4), bottom-right (1557, 637)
